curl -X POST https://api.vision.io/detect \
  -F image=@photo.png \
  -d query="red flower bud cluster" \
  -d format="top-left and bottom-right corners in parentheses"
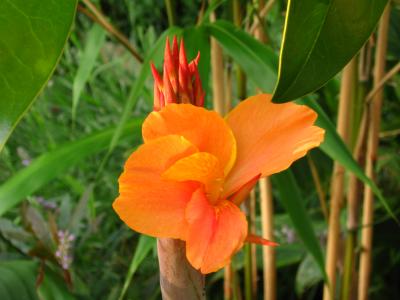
top-left (151, 37), bottom-right (205, 111)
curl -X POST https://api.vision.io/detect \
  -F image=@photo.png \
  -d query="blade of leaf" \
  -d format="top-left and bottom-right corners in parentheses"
top-left (0, 119), bottom-right (143, 217)
top-left (203, 21), bottom-right (397, 220)
top-left (272, 170), bottom-right (327, 282)
top-left (272, 0), bottom-right (388, 102)
top-left (72, 24), bottom-right (106, 121)
top-left (118, 235), bottom-right (156, 300)
top-left (0, 260), bottom-right (39, 300)
top-left (205, 20), bottom-right (278, 92)
top-left (0, 0), bottom-right (77, 151)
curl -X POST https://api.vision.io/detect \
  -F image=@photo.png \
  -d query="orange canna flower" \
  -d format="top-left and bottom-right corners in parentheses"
top-left (113, 38), bottom-right (325, 274)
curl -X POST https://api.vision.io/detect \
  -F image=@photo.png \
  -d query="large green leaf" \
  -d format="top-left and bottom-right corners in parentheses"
top-left (203, 21), bottom-right (396, 220)
top-left (272, 171), bottom-right (327, 281)
top-left (0, 0), bottom-right (77, 151)
top-left (205, 20), bottom-right (278, 92)
top-left (272, 0), bottom-right (388, 102)
top-left (0, 260), bottom-right (39, 300)
top-left (0, 119), bottom-right (142, 216)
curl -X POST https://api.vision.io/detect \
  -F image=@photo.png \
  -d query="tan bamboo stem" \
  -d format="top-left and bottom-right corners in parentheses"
top-left (253, 1), bottom-right (275, 298)
top-left (365, 60), bottom-right (400, 103)
top-left (79, 0), bottom-right (143, 63)
top-left (250, 190), bottom-right (258, 295)
top-left (323, 58), bottom-right (356, 300)
top-left (358, 4), bottom-right (391, 300)
top-left (307, 154), bottom-right (329, 221)
top-left (259, 178), bottom-right (276, 300)
top-left (210, 10), bottom-right (226, 115)
top-left (158, 239), bottom-right (205, 300)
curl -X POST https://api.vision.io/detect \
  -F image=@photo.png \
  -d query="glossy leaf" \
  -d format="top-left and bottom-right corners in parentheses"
top-left (0, 0), bottom-right (77, 151)
top-left (0, 119), bottom-right (142, 216)
top-left (272, 170), bottom-right (327, 281)
top-left (205, 20), bottom-right (278, 92)
top-left (0, 260), bottom-right (39, 300)
top-left (273, 0), bottom-right (388, 102)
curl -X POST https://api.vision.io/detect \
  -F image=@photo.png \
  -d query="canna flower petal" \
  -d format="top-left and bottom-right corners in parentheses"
top-left (163, 152), bottom-right (224, 203)
top-left (113, 135), bottom-right (199, 239)
top-left (223, 94), bottom-right (325, 197)
top-left (185, 189), bottom-right (248, 274)
top-left (142, 103), bottom-right (237, 175)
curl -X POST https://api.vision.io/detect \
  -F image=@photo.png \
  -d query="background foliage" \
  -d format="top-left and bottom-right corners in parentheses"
top-left (1, 0), bottom-right (399, 299)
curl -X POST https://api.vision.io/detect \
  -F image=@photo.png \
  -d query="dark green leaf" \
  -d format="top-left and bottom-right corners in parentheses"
top-left (0, 119), bottom-right (142, 216)
top-left (0, 260), bottom-right (39, 300)
top-left (0, 0), bottom-right (77, 151)
top-left (273, 0), bottom-right (388, 102)
top-left (272, 170), bottom-right (327, 281)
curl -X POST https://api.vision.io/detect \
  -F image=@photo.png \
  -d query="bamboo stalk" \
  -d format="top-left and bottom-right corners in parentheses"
top-left (323, 58), bottom-right (357, 300)
top-left (259, 178), bottom-right (276, 300)
top-left (358, 4), bottom-right (391, 300)
top-left (341, 110), bottom-right (369, 300)
top-left (254, 1), bottom-right (276, 299)
top-left (307, 154), bottom-right (329, 221)
top-left (250, 190), bottom-right (258, 296)
top-left (210, 10), bottom-right (226, 115)
top-left (158, 239), bottom-right (205, 300)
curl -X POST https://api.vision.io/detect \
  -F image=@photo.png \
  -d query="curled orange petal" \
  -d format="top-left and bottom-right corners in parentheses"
top-left (185, 189), bottom-right (248, 274)
top-left (163, 152), bottom-right (224, 203)
top-left (224, 94), bottom-right (324, 197)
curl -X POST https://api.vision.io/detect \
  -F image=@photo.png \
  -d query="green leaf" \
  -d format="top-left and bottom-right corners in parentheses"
top-left (72, 24), bottom-right (106, 121)
top-left (118, 235), bottom-right (156, 300)
top-left (0, 260), bottom-right (39, 300)
top-left (0, 0), bottom-right (77, 151)
top-left (182, 26), bottom-right (211, 97)
top-left (205, 20), bottom-right (278, 92)
top-left (272, 170), bottom-right (327, 281)
top-left (207, 22), bottom-right (396, 221)
top-left (295, 254), bottom-right (323, 296)
top-left (273, 0), bottom-right (388, 102)
top-left (0, 119), bottom-right (142, 217)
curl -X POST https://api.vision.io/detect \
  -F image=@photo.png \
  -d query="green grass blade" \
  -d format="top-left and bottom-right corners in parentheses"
top-left (118, 236), bottom-right (156, 300)
top-left (72, 24), bottom-right (106, 121)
